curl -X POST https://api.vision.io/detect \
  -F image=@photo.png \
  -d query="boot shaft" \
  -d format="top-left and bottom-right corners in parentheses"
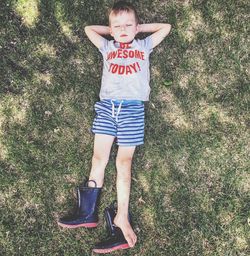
top-left (104, 203), bottom-right (117, 236)
top-left (104, 202), bottom-right (132, 236)
top-left (77, 181), bottom-right (102, 220)
top-left (58, 180), bottom-right (102, 228)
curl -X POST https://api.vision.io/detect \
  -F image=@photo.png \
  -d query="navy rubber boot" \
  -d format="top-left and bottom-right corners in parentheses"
top-left (93, 202), bottom-right (132, 254)
top-left (58, 180), bottom-right (101, 228)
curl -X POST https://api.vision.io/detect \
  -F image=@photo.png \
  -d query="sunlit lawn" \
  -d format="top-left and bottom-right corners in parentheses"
top-left (0, 0), bottom-right (249, 255)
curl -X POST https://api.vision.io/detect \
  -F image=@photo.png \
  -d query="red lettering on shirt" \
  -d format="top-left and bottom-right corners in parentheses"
top-left (141, 52), bottom-right (145, 60)
top-left (106, 49), bottom-right (145, 61)
top-left (111, 64), bottom-right (118, 73)
top-left (136, 62), bottom-right (141, 71)
top-left (107, 51), bottom-right (117, 60)
top-left (130, 63), bottom-right (137, 72)
top-left (117, 49), bottom-right (122, 58)
top-left (125, 65), bottom-right (132, 75)
top-left (109, 63), bottom-right (114, 72)
top-left (120, 43), bottom-right (131, 49)
top-left (129, 51), bottom-right (134, 58)
top-left (108, 62), bottom-right (141, 75)
top-left (123, 50), bottom-right (128, 58)
top-left (118, 65), bottom-right (125, 75)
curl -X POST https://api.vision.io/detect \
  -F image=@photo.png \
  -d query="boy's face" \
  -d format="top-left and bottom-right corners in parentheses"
top-left (109, 11), bottom-right (138, 43)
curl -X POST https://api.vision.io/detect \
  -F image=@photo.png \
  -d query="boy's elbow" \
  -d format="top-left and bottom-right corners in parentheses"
top-left (85, 26), bottom-right (94, 34)
top-left (84, 26), bottom-right (90, 33)
top-left (163, 24), bottom-right (171, 35)
top-left (165, 24), bottom-right (171, 32)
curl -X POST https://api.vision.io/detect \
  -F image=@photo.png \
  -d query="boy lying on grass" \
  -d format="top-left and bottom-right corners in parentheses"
top-left (58, 1), bottom-right (171, 253)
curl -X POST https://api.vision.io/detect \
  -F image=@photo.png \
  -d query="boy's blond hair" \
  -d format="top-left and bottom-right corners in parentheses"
top-left (109, 1), bottom-right (139, 25)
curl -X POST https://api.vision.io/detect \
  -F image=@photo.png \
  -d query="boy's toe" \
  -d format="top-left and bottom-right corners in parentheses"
top-left (125, 232), bottom-right (137, 247)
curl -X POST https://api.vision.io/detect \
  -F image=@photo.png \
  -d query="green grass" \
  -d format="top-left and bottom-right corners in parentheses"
top-left (0, 0), bottom-right (249, 255)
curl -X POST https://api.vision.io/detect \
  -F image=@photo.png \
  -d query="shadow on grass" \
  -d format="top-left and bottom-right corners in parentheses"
top-left (0, 0), bottom-right (249, 255)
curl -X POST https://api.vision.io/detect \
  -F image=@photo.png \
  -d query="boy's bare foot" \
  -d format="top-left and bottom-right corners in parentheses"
top-left (114, 215), bottom-right (137, 248)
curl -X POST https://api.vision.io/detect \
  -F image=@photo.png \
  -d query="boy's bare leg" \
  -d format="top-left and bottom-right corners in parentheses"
top-left (114, 146), bottom-right (137, 248)
top-left (88, 134), bottom-right (115, 188)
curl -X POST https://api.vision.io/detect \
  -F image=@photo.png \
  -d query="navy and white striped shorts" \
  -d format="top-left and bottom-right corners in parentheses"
top-left (92, 99), bottom-right (145, 146)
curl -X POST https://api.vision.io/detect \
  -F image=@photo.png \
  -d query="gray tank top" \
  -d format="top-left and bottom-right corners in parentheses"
top-left (98, 36), bottom-right (153, 101)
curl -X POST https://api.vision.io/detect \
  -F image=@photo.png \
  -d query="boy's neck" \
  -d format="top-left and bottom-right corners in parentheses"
top-left (115, 40), bottom-right (134, 49)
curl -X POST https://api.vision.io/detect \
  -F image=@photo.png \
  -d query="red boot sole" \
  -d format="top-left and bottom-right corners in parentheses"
top-left (92, 243), bottom-right (130, 254)
top-left (57, 222), bottom-right (98, 228)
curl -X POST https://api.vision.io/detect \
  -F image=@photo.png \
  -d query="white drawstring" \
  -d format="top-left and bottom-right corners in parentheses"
top-left (112, 101), bottom-right (115, 118)
top-left (116, 101), bottom-right (123, 122)
top-left (111, 100), bottom-right (123, 122)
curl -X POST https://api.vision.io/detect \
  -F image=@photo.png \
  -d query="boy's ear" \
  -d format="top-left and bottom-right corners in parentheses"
top-left (136, 24), bottom-right (140, 35)
top-left (109, 27), bottom-right (113, 37)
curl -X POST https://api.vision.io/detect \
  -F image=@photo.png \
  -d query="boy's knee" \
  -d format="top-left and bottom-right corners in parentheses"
top-left (92, 153), bottom-right (109, 166)
top-left (116, 156), bottom-right (133, 169)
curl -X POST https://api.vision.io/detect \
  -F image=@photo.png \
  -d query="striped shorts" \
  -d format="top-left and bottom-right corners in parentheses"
top-left (92, 99), bottom-right (145, 146)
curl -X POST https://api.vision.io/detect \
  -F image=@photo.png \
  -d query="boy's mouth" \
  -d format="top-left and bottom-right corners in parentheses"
top-left (120, 34), bottom-right (128, 37)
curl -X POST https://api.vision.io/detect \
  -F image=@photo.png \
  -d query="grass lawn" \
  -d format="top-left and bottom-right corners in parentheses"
top-left (0, 0), bottom-right (249, 255)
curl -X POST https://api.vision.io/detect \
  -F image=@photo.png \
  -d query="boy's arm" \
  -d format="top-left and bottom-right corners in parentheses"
top-left (138, 23), bottom-right (171, 48)
top-left (84, 25), bottom-right (110, 49)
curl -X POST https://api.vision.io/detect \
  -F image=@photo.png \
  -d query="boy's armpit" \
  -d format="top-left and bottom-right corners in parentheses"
top-left (141, 36), bottom-right (153, 54)
top-left (98, 38), bottom-right (109, 54)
